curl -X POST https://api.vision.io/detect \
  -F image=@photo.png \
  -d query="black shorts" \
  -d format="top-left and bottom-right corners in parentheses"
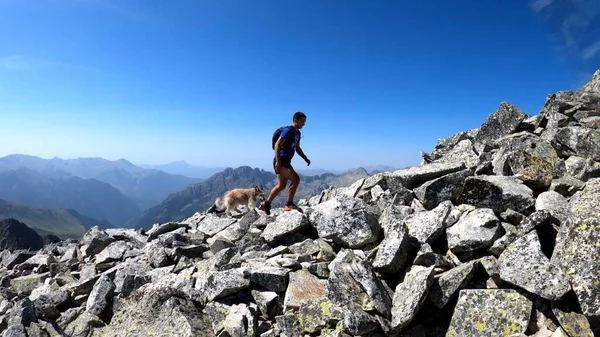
top-left (273, 157), bottom-right (293, 174)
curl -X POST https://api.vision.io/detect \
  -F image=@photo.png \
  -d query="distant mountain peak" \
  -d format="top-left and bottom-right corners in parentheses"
top-left (0, 218), bottom-right (44, 251)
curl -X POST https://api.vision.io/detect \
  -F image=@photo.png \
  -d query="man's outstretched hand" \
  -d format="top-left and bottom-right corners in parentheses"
top-left (305, 157), bottom-right (311, 166)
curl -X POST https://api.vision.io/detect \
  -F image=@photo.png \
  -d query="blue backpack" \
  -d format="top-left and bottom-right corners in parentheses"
top-left (272, 125), bottom-right (299, 149)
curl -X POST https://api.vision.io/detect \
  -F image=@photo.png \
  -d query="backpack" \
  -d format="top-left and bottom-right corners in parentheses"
top-left (272, 125), bottom-right (298, 149)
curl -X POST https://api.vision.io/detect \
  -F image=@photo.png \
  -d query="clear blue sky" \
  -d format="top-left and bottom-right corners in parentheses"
top-left (0, 0), bottom-right (598, 171)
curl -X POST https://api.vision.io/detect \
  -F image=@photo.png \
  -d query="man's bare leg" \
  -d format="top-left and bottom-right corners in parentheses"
top-left (287, 168), bottom-right (300, 205)
top-left (267, 172), bottom-right (289, 203)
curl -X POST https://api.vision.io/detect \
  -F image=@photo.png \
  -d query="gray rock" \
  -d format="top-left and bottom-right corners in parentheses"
top-left (261, 210), bottom-right (309, 244)
top-left (308, 194), bottom-right (380, 248)
top-left (327, 251), bottom-right (392, 319)
top-left (372, 220), bottom-right (410, 274)
top-left (283, 268), bottom-right (326, 312)
top-left (489, 222), bottom-right (518, 256)
top-left (535, 191), bottom-right (570, 225)
top-left (473, 102), bottom-right (528, 153)
top-left (248, 265), bottom-right (289, 292)
top-left (63, 311), bottom-right (105, 337)
top-left (565, 156), bottom-right (600, 181)
top-left (390, 265), bottom-right (435, 332)
top-left (551, 217), bottom-right (600, 322)
top-left (553, 126), bottom-right (600, 161)
top-left (499, 231), bottom-right (570, 300)
top-left (203, 268), bottom-right (251, 302)
top-left (101, 283), bottom-right (213, 337)
top-left (517, 210), bottom-right (556, 235)
top-left (412, 243), bottom-right (453, 269)
top-left (458, 175), bottom-right (535, 213)
top-left (86, 274), bottom-right (115, 316)
top-left (550, 176), bottom-right (585, 197)
top-left (432, 139), bottom-right (480, 168)
top-left (429, 260), bottom-right (478, 308)
top-left (95, 241), bottom-right (130, 264)
top-left (403, 200), bottom-right (453, 244)
top-left (196, 214), bottom-right (238, 237)
top-left (569, 177), bottom-right (600, 220)
top-left (390, 161), bottom-right (467, 189)
top-left (413, 169), bottom-right (473, 210)
top-left (80, 227), bottom-right (115, 257)
top-left (146, 221), bottom-right (190, 242)
top-left (251, 290), bottom-right (278, 317)
top-left (446, 289), bottom-right (532, 337)
top-left (447, 208), bottom-right (500, 253)
top-left (552, 307), bottom-right (595, 337)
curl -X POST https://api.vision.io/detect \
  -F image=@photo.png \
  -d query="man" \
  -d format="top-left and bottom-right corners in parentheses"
top-left (260, 111), bottom-right (311, 215)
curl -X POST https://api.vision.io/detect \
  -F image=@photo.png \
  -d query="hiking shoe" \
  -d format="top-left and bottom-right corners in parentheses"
top-left (284, 202), bottom-right (297, 211)
top-left (260, 201), bottom-right (271, 215)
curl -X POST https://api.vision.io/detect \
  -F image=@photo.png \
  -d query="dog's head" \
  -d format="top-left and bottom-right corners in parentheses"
top-left (254, 184), bottom-right (265, 201)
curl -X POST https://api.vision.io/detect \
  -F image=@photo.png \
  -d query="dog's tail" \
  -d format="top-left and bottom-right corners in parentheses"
top-left (214, 197), bottom-right (225, 210)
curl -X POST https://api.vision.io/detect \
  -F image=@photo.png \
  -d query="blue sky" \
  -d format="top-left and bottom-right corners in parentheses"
top-left (0, 0), bottom-right (598, 172)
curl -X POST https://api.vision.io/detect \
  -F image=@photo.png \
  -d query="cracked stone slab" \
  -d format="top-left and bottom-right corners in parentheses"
top-left (499, 231), bottom-right (570, 301)
top-left (446, 289), bottom-right (533, 337)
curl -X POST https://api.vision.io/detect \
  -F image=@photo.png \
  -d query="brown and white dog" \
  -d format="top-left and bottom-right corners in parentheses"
top-left (212, 185), bottom-right (265, 216)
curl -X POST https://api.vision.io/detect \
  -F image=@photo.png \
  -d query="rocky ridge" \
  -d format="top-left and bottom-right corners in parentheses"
top-left (1, 70), bottom-right (600, 336)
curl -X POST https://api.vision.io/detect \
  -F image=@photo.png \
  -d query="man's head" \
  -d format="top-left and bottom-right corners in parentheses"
top-left (292, 111), bottom-right (307, 129)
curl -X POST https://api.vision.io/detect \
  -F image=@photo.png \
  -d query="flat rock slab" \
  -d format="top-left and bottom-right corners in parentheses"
top-left (261, 210), bottom-right (309, 243)
top-left (499, 231), bottom-right (570, 301)
top-left (391, 265), bottom-right (435, 332)
top-left (447, 208), bottom-right (500, 253)
top-left (308, 194), bottom-right (380, 248)
top-left (458, 175), bottom-right (534, 213)
top-left (551, 217), bottom-right (600, 322)
top-left (390, 161), bottom-right (467, 189)
top-left (446, 289), bottom-right (532, 337)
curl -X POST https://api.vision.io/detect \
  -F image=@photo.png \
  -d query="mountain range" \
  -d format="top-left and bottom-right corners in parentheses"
top-left (0, 154), bottom-right (394, 235)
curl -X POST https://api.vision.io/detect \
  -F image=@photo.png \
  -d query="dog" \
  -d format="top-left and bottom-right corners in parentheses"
top-left (211, 185), bottom-right (266, 216)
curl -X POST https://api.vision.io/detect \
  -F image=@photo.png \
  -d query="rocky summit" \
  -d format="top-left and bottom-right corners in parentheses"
top-left (1, 71), bottom-right (600, 337)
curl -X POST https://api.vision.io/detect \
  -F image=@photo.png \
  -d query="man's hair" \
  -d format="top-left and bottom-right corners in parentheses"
top-left (293, 111), bottom-right (306, 121)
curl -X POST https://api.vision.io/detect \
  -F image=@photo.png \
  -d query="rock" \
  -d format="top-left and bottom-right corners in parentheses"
top-left (474, 102), bottom-right (529, 153)
top-left (569, 177), bottom-right (600, 220)
top-left (327, 250), bottom-right (392, 319)
top-left (403, 200), bottom-right (453, 244)
top-left (101, 283), bottom-right (213, 336)
top-left (284, 268), bottom-right (327, 311)
top-left (308, 194), bottom-right (381, 248)
top-left (390, 161), bottom-right (467, 189)
top-left (553, 126), bottom-right (600, 161)
top-left (372, 220), bottom-right (410, 274)
top-left (565, 156), bottom-right (600, 181)
top-left (458, 175), bottom-right (535, 213)
top-left (86, 274), bottom-right (115, 316)
top-left (549, 176), bottom-right (585, 197)
top-left (261, 210), bottom-right (309, 244)
top-left (446, 289), bottom-right (533, 337)
top-left (551, 217), bottom-right (600, 324)
top-left (535, 191), bottom-right (570, 224)
top-left (429, 260), bottom-right (478, 309)
top-left (390, 265), bottom-right (435, 332)
top-left (413, 169), bottom-right (473, 210)
top-left (498, 231), bottom-right (570, 301)
top-left (447, 208), bottom-right (500, 253)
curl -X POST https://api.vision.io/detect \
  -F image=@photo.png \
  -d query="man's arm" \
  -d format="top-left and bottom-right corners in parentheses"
top-left (296, 143), bottom-right (311, 166)
top-left (274, 137), bottom-right (286, 160)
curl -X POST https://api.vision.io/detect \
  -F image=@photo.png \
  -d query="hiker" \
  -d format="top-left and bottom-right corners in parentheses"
top-left (260, 111), bottom-right (311, 215)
